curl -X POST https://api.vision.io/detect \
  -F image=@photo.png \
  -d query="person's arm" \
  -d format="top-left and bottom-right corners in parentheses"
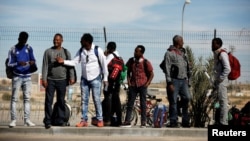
top-left (66, 50), bottom-right (76, 84)
top-left (56, 50), bottom-right (81, 66)
top-left (97, 47), bottom-right (109, 82)
top-left (126, 58), bottom-right (132, 86)
top-left (165, 51), bottom-right (172, 84)
top-left (41, 50), bottom-right (49, 88)
top-left (28, 46), bottom-right (36, 65)
top-left (8, 47), bottom-right (17, 67)
top-left (145, 60), bottom-right (154, 87)
top-left (165, 51), bottom-right (174, 92)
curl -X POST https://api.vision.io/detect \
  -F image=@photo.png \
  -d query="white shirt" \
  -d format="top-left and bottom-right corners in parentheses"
top-left (64, 44), bottom-right (108, 81)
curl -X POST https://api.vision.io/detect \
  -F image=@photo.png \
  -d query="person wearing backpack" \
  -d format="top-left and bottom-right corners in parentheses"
top-left (56, 33), bottom-right (109, 128)
top-left (164, 35), bottom-right (191, 128)
top-left (42, 33), bottom-right (76, 129)
top-left (7, 31), bottom-right (36, 128)
top-left (211, 37), bottom-right (231, 126)
top-left (121, 45), bottom-right (154, 128)
top-left (102, 41), bottom-right (124, 126)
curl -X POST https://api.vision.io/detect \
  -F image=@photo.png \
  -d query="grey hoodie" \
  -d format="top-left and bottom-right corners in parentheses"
top-left (164, 45), bottom-right (190, 83)
top-left (213, 47), bottom-right (231, 82)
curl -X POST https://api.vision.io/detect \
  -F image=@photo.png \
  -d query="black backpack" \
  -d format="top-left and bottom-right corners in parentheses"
top-left (51, 102), bottom-right (72, 126)
top-left (241, 101), bottom-right (250, 117)
top-left (228, 106), bottom-right (241, 126)
top-left (159, 59), bottom-right (166, 73)
top-left (63, 48), bottom-right (77, 86)
top-left (5, 58), bottom-right (14, 79)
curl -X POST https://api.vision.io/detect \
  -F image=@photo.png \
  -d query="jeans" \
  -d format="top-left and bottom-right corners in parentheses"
top-left (167, 79), bottom-right (191, 125)
top-left (217, 79), bottom-right (228, 125)
top-left (10, 76), bottom-right (32, 121)
top-left (43, 79), bottom-right (67, 125)
top-left (80, 75), bottom-right (103, 121)
top-left (125, 86), bottom-right (147, 124)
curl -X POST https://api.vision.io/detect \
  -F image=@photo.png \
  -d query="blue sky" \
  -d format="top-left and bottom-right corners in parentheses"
top-left (1, 0), bottom-right (250, 31)
top-left (0, 0), bottom-right (250, 83)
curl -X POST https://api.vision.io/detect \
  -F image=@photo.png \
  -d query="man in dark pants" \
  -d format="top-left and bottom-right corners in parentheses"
top-left (42, 33), bottom-right (75, 129)
top-left (103, 42), bottom-right (123, 126)
top-left (121, 45), bottom-right (154, 128)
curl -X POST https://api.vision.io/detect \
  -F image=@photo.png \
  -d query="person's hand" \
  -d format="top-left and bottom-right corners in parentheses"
top-left (103, 81), bottom-right (108, 87)
top-left (56, 56), bottom-right (64, 64)
top-left (69, 79), bottom-right (75, 85)
top-left (29, 61), bottom-right (35, 65)
top-left (167, 84), bottom-right (174, 94)
top-left (42, 80), bottom-right (48, 88)
top-left (18, 61), bottom-right (27, 66)
top-left (213, 79), bottom-right (222, 89)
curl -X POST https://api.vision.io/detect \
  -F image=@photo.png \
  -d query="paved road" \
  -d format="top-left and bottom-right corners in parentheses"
top-left (0, 134), bottom-right (207, 141)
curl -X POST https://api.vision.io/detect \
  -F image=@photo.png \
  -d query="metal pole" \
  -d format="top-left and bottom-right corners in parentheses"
top-left (182, 3), bottom-right (186, 37)
top-left (214, 29), bottom-right (216, 38)
top-left (181, 0), bottom-right (191, 37)
top-left (103, 26), bottom-right (107, 47)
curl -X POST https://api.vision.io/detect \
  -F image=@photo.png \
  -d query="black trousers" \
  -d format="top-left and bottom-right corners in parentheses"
top-left (43, 79), bottom-right (67, 125)
top-left (103, 80), bottom-right (122, 126)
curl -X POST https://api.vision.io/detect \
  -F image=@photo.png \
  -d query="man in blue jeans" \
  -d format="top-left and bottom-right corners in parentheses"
top-left (164, 35), bottom-right (192, 128)
top-left (56, 33), bottom-right (108, 127)
top-left (7, 31), bottom-right (36, 128)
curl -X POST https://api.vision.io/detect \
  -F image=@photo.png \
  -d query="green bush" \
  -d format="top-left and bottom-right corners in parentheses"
top-left (2, 92), bottom-right (11, 101)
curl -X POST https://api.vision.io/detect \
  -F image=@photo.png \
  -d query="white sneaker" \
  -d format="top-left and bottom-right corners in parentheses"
top-left (9, 120), bottom-right (16, 128)
top-left (24, 120), bottom-right (35, 126)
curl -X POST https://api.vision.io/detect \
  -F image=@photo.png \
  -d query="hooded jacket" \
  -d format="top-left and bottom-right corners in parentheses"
top-left (164, 45), bottom-right (190, 84)
top-left (213, 47), bottom-right (231, 82)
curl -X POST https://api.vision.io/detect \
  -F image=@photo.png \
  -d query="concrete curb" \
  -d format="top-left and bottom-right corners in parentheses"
top-left (0, 126), bottom-right (207, 137)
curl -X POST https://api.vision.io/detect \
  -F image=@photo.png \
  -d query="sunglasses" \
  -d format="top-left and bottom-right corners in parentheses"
top-left (86, 55), bottom-right (89, 63)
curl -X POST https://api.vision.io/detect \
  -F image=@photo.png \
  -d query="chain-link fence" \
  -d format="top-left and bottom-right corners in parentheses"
top-left (1, 26), bottom-right (250, 83)
top-left (0, 26), bottom-right (250, 126)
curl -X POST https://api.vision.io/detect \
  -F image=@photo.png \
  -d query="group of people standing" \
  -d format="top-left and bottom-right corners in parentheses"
top-left (7, 31), bottom-right (231, 129)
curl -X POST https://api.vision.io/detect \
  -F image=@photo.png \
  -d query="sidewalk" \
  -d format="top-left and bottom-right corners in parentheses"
top-left (0, 125), bottom-right (207, 138)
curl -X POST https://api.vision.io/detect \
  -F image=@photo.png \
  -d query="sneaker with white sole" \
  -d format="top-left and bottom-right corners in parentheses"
top-left (120, 121), bottom-right (131, 127)
top-left (24, 120), bottom-right (35, 126)
top-left (9, 120), bottom-right (16, 128)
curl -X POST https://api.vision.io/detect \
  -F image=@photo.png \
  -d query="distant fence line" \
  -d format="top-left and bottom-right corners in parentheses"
top-left (0, 26), bottom-right (250, 83)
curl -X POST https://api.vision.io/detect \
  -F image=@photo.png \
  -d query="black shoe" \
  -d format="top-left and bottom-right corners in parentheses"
top-left (167, 123), bottom-right (180, 128)
top-left (181, 123), bottom-right (190, 128)
top-left (213, 122), bottom-right (226, 127)
top-left (45, 124), bottom-right (51, 129)
top-left (61, 122), bottom-right (70, 126)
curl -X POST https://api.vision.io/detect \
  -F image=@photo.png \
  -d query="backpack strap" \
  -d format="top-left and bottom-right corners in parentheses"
top-left (112, 53), bottom-right (118, 58)
top-left (63, 47), bottom-right (77, 85)
top-left (128, 57), bottom-right (149, 77)
top-left (78, 47), bottom-right (82, 63)
top-left (94, 46), bottom-right (102, 70)
top-left (63, 48), bottom-right (69, 60)
top-left (78, 45), bottom-right (101, 66)
top-left (218, 49), bottom-right (227, 60)
top-left (143, 58), bottom-right (149, 75)
top-left (217, 49), bottom-right (227, 67)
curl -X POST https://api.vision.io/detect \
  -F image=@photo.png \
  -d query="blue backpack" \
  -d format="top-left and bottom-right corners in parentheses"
top-left (153, 103), bottom-right (168, 128)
